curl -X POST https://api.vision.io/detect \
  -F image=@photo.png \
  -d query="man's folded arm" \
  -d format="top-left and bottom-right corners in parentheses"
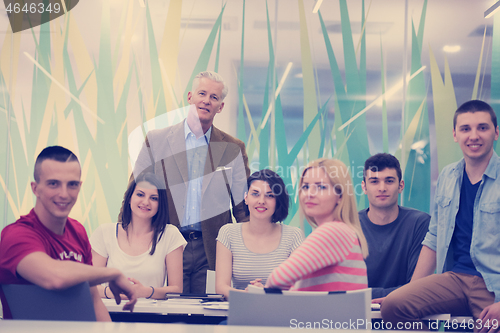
top-left (16, 252), bottom-right (123, 290)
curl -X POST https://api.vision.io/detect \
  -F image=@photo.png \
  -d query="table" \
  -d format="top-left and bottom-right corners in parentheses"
top-left (103, 298), bottom-right (227, 324)
top-left (104, 299), bottom-right (381, 324)
top-left (0, 320), bottom-right (387, 333)
top-left (105, 298), bottom-right (466, 328)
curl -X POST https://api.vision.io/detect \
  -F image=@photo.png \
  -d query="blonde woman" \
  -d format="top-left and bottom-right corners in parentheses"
top-left (265, 158), bottom-right (368, 291)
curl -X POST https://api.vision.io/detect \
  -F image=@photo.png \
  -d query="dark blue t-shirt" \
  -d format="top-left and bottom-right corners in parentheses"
top-left (359, 206), bottom-right (430, 298)
top-left (451, 169), bottom-right (481, 277)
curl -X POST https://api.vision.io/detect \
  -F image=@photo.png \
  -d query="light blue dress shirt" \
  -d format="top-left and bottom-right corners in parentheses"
top-left (181, 120), bottom-right (212, 232)
top-left (422, 151), bottom-right (500, 301)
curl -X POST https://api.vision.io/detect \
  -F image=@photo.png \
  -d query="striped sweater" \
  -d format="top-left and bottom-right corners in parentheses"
top-left (217, 223), bottom-right (304, 289)
top-left (265, 221), bottom-right (367, 291)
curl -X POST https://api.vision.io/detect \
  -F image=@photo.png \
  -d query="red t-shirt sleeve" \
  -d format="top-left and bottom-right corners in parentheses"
top-left (0, 224), bottom-right (47, 281)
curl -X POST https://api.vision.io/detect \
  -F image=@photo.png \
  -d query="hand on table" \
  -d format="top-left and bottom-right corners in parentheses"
top-left (248, 278), bottom-right (264, 288)
top-left (128, 277), bottom-right (155, 299)
top-left (108, 274), bottom-right (137, 311)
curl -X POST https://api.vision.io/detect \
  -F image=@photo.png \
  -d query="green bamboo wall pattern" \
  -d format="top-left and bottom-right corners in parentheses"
top-left (0, 0), bottom-right (497, 237)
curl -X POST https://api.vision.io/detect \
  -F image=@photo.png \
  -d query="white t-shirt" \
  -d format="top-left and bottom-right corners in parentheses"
top-left (216, 223), bottom-right (304, 290)
top-left (90, 223), bottom-right (186, 288)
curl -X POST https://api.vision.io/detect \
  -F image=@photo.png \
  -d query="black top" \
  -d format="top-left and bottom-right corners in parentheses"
top-left (451, 169), bottom-right (481, 277)
top-left (359, 206), bottom-right (430, 298)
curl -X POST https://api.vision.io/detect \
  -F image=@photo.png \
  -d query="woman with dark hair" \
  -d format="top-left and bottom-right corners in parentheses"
top-left (215, 169), bottom-right (304, 299)
top-left (91, 173), bottom-right (186, 299)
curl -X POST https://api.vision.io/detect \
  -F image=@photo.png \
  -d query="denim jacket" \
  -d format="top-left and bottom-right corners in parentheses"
top-left (422, 152), bottom-right (500, 302)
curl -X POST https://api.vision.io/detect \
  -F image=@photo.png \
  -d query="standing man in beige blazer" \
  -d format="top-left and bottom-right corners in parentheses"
top-left (132, 71), bottom-right (250, 293)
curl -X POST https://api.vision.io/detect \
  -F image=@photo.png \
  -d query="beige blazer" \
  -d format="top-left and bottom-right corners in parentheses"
top-left (132, 121), bottom-right (250, 269)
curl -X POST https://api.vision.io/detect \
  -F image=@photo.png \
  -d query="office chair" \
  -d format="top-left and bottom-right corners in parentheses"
top-left (1, 281), bottom-right (96, 321)
top-left (228, 288), bottom-right (371, 328)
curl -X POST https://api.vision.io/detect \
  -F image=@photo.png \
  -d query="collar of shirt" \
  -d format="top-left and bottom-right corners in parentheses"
top-left (451, 151), bottom-right (500, 182)
top-left (184, 119), bottom-right (212, 144)
top-left (483, 151), bottom-right (500, 180)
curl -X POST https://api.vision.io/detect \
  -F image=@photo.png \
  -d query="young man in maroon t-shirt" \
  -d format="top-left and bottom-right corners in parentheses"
top-left (0, 146), bottom-right (137, 320)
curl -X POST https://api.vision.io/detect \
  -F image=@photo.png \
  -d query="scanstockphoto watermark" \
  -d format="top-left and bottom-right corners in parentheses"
top-left (289, 318), bottom-right (424, 330)
top-left (249, 162), bottom-right (370, 197)
top-left (250, 162), bottom-right (367, 181)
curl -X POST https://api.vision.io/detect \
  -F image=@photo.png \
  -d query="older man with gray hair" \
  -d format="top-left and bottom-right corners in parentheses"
top-left (132, 71), bottom-right (250, 293)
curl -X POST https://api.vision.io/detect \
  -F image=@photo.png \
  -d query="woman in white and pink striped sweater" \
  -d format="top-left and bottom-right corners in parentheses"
top-left (265, 158), bottom-right (369, 292)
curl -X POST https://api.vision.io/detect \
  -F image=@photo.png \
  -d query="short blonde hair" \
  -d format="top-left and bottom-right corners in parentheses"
top-left (299, 158), bottom-right (368, 258)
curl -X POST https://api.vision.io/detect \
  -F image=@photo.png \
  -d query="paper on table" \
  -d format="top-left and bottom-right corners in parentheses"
top-left (165, 298), bottom-right (202, 305)
top-left (246, 285), bottom-right (265, 294)
top-left (203, 302), bottom-right (229, 310)
top-left (136, 299), bottom-right (158, 304)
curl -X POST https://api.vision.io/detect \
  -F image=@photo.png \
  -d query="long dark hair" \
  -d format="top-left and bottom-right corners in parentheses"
top-left (119, 173), bottom-right (169, 255)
